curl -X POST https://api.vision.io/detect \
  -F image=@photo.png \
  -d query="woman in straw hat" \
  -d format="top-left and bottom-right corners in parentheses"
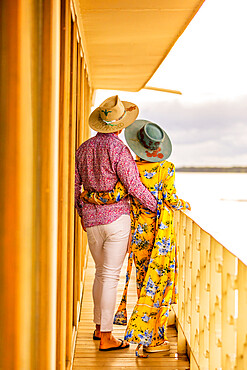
top-left (81, 119), bottom-right (191, 356)
top-left (75, 96), bottom-right (158, 351)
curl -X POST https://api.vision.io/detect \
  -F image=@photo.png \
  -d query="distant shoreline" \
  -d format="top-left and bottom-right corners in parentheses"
top-left (176, 167), bottom-right (247, 173)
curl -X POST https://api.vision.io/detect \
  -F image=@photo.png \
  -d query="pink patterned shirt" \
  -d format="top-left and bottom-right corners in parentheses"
top-left (75, 133), bottom-right (157, 228)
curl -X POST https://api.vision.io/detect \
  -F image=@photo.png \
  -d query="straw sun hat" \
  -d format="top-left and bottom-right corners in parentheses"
top-left (89, 95), bottom-right (139, 133)
top-left (125, 119), bottom-right (172, 163)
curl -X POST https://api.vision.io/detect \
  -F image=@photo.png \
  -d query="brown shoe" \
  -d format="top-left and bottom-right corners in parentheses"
top-left (143, 341), bottom-right (170, 353)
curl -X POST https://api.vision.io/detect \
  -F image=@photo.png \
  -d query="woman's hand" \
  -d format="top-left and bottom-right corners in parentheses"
top-left (186, 202), bottom-right (191, 211)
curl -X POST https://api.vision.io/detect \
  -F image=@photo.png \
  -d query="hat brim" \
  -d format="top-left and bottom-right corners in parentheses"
top-left (89, 101), bottom-right (139, 133)
top-left (124, 119), bottom-right (172, 162)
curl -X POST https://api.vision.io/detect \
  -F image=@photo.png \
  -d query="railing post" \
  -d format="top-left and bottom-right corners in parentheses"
top-left (190, 222), bottom-right (200, 363)
top-left (222, 249), bottom-right (237, 369)
top-left (177, 211), bottom-right (187, 354)
top-left (209, 238), bottom-right (222, 369)
top-left (199, 231), bottom-right (210, 369)
top-left (237, 260), bottom-right (247, 369)
top-left (184, 217), bottom-right (193, 342)
top-left (190, 353), bottom-right (200, 370)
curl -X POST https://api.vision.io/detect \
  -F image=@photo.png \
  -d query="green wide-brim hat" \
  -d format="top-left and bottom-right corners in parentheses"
top-left (124, 119), bottom-right (172, 162)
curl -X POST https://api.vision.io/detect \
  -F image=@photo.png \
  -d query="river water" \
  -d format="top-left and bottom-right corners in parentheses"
top-left (175, 172), bottom-right (247, 264)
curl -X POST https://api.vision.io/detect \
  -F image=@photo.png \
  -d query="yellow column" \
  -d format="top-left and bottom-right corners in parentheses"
top-left (0, 1), bottom-right (33, 368)
top-left (56, 0), bottom-right (71, 368)
top-left (0, 0), bottom-right (60, 368)
top-left (66, 15), bottom-right (77, 367)
top-left (31, 0), bottom-right (61, 368)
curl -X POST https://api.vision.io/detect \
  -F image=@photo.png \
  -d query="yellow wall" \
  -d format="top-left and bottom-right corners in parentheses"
top-left (0, 0), bottom-right (91, 368)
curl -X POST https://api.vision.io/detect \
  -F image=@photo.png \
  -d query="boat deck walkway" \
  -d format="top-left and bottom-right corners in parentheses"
top-left (73, 253), bottom-right (190, 369)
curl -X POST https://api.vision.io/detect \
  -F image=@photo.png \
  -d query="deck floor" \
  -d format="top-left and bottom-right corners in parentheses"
top-left (73, 253), bottom-right (190, 369)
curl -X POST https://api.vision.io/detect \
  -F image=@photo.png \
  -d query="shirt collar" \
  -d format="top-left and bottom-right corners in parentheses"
top-left (96, 132), bottom-right (121, 140)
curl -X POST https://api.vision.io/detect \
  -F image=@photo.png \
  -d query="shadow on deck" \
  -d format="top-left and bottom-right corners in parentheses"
top-left (73, 254), bottom-right (190, 369)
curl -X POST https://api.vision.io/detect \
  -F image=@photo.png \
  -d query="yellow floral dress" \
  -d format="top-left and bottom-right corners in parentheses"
top-left (81, 160), bottom-right (190, 348)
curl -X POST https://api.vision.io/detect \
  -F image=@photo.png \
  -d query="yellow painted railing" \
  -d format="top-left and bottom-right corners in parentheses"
top-left (173, 211), bottom-right (247, 370)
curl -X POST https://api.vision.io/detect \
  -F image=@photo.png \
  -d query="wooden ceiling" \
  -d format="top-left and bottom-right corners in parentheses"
top-left (74, 0), bottom-right (205, 91)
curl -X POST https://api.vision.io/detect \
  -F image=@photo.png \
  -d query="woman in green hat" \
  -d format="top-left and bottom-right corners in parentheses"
top-left (81, 119), bottom-right (191, 356)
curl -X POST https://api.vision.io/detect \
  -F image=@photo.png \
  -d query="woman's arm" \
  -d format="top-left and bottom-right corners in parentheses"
top-left (163, 163), bottom-right (191, 211)
top-left (80, 180), bottom-right (127, 205)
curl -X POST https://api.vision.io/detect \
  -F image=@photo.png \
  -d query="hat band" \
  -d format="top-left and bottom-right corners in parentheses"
top-left (102, 110), bottom-right (126, 126)
top-left (137, 126), bottom-right (160, 150)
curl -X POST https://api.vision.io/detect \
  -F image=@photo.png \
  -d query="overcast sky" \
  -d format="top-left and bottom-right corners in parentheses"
top-left (93, 0), bottom-right (247, 167)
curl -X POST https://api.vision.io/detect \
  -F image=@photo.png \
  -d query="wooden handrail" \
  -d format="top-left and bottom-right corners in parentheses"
top-left (174, 210), bottom-right (247, 369)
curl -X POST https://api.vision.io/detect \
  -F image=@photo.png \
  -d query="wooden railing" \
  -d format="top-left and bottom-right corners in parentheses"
top-left (173, 211), bottom-right (247, 370)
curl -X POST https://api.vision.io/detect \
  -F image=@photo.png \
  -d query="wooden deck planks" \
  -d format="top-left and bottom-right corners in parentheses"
top-left (73, 254), bottom-right (190, 369)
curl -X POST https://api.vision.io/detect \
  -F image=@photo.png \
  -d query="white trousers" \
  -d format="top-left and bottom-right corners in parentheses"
top-left (86, 214), bottom-right (131, 332)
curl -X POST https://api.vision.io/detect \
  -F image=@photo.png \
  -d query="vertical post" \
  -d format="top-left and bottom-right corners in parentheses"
top-left (237, 261), bottom-right (247, 369)
top-left (209, 238), bottom-right (222, 369)
top-left (56, 0), bottom-right (71, 368)
top-left (0, 0), bottom-right (60, 369)
top-left (0, 0), bottom-right (33, 368)
top-left (76, 51), bottom-right (83, 301)
top-left (184, 217), bottom-right (193, 340)
top-left (190, 222), bottom-right (200, 363)
top-left (198, 231), bottom-right (210, 369)
top-left (190, 353), bottom-right (200, 370)
top-left (73, 40), bottom-right (83, 327)
top-left (81, 71), bottom-right (89, 273)
top-left (222, 250), bottom-right (237, 369)
top-left (31, 0), bottom-right (60, 368)
top-left (177, 212), bottom-right (187, 354)
top-left (66, 14), bottom-right (77, 367)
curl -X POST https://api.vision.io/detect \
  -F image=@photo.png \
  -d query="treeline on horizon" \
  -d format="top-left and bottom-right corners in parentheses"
top-left (176, 167), bottom-right (247, 173)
